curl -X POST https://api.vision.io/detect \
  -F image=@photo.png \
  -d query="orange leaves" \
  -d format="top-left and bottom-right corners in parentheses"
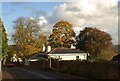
top-left (49, 20), bottom-right (75, 48)
top-left (12, 17), bottom-right (46, 58)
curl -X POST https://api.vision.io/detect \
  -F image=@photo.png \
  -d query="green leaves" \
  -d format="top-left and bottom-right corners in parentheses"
top-left (0, 18), bottom-right (9, 59)
top-left (48, 20), bottom-right (75, 48)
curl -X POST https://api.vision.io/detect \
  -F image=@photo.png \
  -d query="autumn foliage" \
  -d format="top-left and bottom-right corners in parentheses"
top-left (76, 27), bottom-right (113, 60)
top-left (12, 17), bottom-right (46, 58)
top-left (48, 20), bottom-right (75, 48)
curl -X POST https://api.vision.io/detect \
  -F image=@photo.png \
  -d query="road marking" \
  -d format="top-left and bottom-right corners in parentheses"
top-left (27, 70), bottom-right (49, 79)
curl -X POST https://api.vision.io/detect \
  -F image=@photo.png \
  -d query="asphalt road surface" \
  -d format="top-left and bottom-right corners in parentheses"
top-left (2, 66), bottom-right (88, 81)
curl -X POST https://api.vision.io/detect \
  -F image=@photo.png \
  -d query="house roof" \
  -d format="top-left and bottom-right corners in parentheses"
top-left (30, 52), bottom-right (46, 59)
top-left (28, 52), bottom-right (47, 61)
top-left (112, 54), bottom-right (120, 61)
top-left (49, 48), bottom-right (86, 54)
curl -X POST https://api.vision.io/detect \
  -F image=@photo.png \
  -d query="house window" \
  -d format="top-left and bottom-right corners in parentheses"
top-left (76, 56), bottom-right (79, 60)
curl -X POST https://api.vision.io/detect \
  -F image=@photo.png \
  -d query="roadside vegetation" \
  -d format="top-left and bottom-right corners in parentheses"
top-left (0, 19), bottom-right (9, 65)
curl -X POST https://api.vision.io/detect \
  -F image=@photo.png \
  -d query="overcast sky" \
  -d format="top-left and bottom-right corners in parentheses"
top-left (1, 0), bottom-right (118, 45)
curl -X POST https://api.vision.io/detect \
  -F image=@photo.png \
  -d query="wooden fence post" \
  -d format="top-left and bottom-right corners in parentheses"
top-left (48, 55), bottom-right (51, 68)
top-left (57, 59), bottom-right (59, 71)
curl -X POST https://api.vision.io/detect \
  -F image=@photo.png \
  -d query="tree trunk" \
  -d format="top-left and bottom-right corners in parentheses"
top-left (86, 52), bottom-right (89, 61)
top-left (0, 61), bottom-right (1, 81)
top-left (3, 59), bottom-right (6, 66)
top-left (24, 59), bottom-right (29, 65)
top-left (0, 61), bottom-right (1, 72)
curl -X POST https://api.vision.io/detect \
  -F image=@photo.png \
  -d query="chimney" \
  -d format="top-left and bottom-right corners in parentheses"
top-left (47, 45), bottom-right (51, 53)
top-left (71, 44), bottom-right (75, 49)
top-left (42, 44), bottom-right (45, 52)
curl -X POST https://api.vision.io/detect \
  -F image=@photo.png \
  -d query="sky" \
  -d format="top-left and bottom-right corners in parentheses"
top-left (1, 0), bottom-right (119, 45)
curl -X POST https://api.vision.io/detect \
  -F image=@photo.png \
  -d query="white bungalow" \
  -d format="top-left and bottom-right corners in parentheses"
top-left (45, 45), bottom-right (88, 61)
top-left (47, 48), bottom-right (87, 61)
top-left (28, 44), bottom-right (88, 61)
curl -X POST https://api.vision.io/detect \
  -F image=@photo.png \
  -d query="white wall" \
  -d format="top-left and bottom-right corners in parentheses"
top-left (49, 53), bottom-right (87, 61)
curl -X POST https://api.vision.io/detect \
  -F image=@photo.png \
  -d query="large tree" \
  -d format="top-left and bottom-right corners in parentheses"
top-left (48, 20), bottom-right (75, 48)
top-left (76, 27), bottom-right (114, 60)
top-left (12, 17), bottom-right (46, 59)
top-left (0, 19), bottom-right (9, 65)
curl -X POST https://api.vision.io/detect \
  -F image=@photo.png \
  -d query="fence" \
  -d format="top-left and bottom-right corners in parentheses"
top-left (58, 60), bottom-right (120, 79)
top-left (29, 60), bottom-right (47, 69)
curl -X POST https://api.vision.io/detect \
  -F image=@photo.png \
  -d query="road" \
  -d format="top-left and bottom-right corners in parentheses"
top-left (2, 66), bottom-right (88, 81)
